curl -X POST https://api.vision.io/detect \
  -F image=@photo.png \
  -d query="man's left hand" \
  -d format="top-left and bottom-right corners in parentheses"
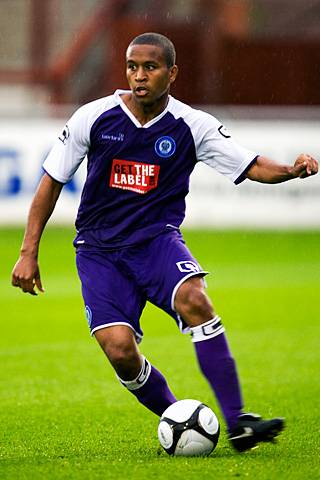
top-left (292, 154), bottom-right (318, 179)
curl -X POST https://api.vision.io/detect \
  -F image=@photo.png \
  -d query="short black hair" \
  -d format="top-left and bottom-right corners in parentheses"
top-left (128, 32), bottom-right (176, 68)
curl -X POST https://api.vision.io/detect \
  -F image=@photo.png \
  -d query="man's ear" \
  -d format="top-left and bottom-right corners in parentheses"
top-left (169, 65), bottom-right (179, 84)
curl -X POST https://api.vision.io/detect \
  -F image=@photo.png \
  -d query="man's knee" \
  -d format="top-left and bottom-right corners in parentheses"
top-left (105, 341), bottom-right (138, 368)
top-left (94, 325), bottom-right (142, 379)
top-left (174, 276), bottom-right (215, 325)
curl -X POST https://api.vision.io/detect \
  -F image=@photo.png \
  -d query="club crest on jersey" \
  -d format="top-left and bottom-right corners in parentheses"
top-left (154, 136), bottom-right (176, 158)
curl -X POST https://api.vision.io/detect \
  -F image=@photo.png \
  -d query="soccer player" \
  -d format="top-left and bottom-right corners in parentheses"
top-left (11, 33), bottom-right (318, 452)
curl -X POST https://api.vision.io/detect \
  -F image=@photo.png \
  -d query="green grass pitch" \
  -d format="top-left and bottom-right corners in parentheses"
top-left (1, 227), bottom-right (319, 480)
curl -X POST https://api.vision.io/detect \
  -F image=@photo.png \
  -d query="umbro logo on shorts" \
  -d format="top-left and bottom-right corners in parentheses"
top-left (176, 261), bottom-right (200, 273)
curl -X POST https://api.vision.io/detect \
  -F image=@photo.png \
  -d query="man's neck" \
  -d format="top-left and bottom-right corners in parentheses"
top-left (121, 93), bottom-right (169, 126)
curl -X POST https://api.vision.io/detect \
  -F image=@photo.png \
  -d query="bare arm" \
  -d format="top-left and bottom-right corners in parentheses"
top-left (247, 153), bottom-right (318, 183)
top-left (11, 173), bottom-right (64, 295)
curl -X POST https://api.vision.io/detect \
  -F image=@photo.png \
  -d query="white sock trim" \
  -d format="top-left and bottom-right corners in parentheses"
top-left (117, 356), bottom-right (151, 391)
top-left (190, 315), bottom-right (225, 343)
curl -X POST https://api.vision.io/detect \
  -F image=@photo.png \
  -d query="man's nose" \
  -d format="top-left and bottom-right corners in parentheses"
top-left (135, 67), bottom-right (147, 81)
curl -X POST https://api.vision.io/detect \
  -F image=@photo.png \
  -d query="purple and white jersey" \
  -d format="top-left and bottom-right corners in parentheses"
top-left (43, 90), bottom-right (257, 248)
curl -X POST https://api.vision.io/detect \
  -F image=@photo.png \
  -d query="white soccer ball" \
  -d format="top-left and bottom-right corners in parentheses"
top-left (158, 399), bottom-right (220, 456)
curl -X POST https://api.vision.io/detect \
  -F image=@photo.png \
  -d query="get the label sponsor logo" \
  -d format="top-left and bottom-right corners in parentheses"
top-left (109, 159), bottom-right (160, 194)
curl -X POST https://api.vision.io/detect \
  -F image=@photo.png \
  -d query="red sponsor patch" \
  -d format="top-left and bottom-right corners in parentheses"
top-left (109, 159), bottom-right (160, 194)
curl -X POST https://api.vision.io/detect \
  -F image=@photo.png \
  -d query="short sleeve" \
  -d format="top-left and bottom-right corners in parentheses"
top-left (190, 111), bottom-right (258, 184)
top-left (42, 104), bottom-right (93, 184)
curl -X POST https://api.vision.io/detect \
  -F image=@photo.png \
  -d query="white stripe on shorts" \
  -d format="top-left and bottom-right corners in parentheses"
top-left (90, 322), bottom-right (143, 343)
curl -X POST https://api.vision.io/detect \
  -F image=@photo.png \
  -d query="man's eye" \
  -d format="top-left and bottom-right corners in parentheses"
top-left (128, 65), bottom-right (136, 71)
top-left (146, 65), bottom-right (156, 70)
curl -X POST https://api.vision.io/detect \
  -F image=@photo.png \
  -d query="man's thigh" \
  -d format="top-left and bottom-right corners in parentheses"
top-left (76, 249), bottom-right (146, 341)
top-left (128, 230), bottom-right (208, 332)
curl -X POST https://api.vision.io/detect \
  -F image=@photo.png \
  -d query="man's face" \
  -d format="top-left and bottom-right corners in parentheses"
top-left (126, 44), bottom-right (178, 106)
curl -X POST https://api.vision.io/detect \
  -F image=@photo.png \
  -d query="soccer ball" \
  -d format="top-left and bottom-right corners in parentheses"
top-left (158, 399), bottom-right (220, 456)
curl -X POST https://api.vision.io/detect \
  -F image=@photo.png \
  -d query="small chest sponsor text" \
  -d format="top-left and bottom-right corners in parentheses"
top-left (109, 159), bottom-right (160, 194)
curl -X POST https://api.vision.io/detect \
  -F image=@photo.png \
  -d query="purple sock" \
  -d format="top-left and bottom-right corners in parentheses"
top-left (191, 316), bottom-right (243, 431)
top-left (118, 357), bottom-right (176, 416)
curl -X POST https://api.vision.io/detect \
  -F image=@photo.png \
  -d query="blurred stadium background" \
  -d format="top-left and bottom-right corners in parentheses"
top-left (1, 4), bottom-right (320, 478)
top-left (0, 0), bottom-right (320, 228)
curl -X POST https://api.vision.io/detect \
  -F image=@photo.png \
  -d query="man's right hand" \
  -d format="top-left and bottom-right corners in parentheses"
top-left (11, 255), bottom-right (44, 295)
top-left (10, 173), bottom-right (63, 296)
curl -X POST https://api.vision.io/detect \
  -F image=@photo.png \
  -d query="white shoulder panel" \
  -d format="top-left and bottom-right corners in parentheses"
top-left (43, 95), bottom-right (117, 183)
top-left (168, 97), bottom-right (258, 183)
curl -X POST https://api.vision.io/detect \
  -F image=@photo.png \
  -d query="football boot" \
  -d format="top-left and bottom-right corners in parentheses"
top-left (229, 413), bottom-right (285, 452)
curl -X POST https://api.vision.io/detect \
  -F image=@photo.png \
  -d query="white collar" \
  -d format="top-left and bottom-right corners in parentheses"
top-left (114, 89), bottom-right (172, 128)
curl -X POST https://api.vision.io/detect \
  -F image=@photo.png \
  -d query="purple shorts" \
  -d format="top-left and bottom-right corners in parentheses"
top-left (76, 230), bottom-right (208, 342)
